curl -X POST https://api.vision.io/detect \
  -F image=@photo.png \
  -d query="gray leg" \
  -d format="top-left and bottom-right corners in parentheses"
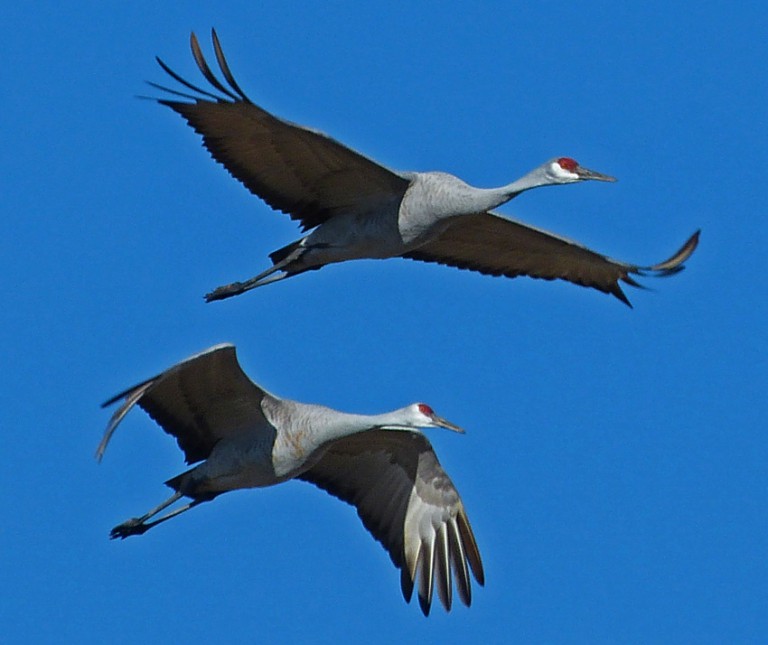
top-left (110, 491), bottom-right (208, 539)
top-left (204, 245), bottom-right (306, 302)
top-left (204, 267), bottom-right (292, 301)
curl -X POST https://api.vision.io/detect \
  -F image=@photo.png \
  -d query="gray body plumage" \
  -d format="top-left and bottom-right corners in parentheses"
top-left (97, 344), bottom-right (483, 615)
top-left (151, 30), bottom-right (699, 306)
top-left (297, 172), bottom-right (505, 267)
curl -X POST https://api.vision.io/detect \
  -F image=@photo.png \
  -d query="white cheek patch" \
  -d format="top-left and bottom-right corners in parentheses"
top-left (550, 161), bottom-right (579, 181)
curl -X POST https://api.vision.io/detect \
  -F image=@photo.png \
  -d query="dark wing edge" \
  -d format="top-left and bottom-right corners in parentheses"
top-left (632, 228), bottom-right (700, 275)
top-left (298, 430), bottom-right (483, 616)
top-left (96, 343), bottom-right (265, 465)
top-left (150, 31), bottom-right (248, 105)
top-left (403, 211), bottom-right (700, 307)
top-left (149, 29), bottom-right (410, 231)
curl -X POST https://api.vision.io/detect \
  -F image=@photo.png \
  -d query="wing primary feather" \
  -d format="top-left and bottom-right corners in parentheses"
top-left (418, 539), bottom-right (435, 616)
top-left (144, 82), bottom-right (203, 102)
top-left (154, 56), bottom-right (223, 102)
top-left (652, 266), bottom-right (685, 278)
top-left (448, 519), bottom-right (472, 606)
top-left (211, 28), bottom-right (251, 102)
top-left (101, 374), bottom-right (155, 409)
top-left (405, 541), bottom-right (421, 601)
top-left (457, 511), bottom-right (485, 587)
top-left (621, 274), bottom-right (645, 289)
top-left (611, 284), bottom-right (633, 307)
top-left (648, 229), bottom-right (700, 273)
top-left (95, 380), bottom-right (155, 462)
top-left (189, 32), bottom-right (239, 101)
top-left (400, 566), bottom-right (414, 603)
top-left (434, 523), bottom-right (452, 611)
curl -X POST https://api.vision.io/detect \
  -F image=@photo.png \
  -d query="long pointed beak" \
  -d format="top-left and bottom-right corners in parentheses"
top-left (432, 413), bottom-right (465, 434)
top-left (576, 166), bottom-right (617, 182)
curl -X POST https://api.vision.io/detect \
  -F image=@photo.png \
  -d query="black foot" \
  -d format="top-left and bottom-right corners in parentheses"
top-left (110, 518), bottom-right (150, 540)
top-left (204, 282), bottom-right (244, 302)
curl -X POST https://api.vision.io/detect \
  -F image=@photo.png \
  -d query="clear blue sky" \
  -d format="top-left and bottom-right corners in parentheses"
top-left (2, 2), bottom-right (765, 643)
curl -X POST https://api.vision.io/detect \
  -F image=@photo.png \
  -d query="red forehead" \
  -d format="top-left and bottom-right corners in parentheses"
top-left (417, 403), bottom-right (434, 416)
top-left (557, 157), bottom-right (579, 171)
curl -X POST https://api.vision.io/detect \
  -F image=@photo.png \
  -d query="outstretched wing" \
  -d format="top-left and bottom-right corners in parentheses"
top-left (403, 212), bottom-right (700, 306)
top-left (298, 429), bottom-right (484, 616)
top-left (97, 344), bottom-right (269, 465)
top-left (151, 29), bottom-right (410, 232)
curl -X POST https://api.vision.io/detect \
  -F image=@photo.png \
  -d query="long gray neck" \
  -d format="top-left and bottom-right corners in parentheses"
top-left (503, 167), bottom-right (555, 196)
top-left (269, 399), bottom-right (411, 451)
top-left (471, 167), bottom-right (556, 212)
top-left (310, 407), bottom-right (411, 445)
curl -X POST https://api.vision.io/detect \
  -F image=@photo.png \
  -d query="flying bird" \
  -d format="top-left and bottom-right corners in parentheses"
top-left (150, 30), bottom-right (699, 306)
top-left (97, 344), bottom-right (483, 616)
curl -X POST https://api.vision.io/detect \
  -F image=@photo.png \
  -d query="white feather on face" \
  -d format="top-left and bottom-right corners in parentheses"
top-left (549, 159), bottom-right (581, 182)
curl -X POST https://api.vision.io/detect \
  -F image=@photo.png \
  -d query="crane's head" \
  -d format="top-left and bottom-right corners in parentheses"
top-left (508, 157), bottom-right (617, 196)
top-left (547, 157), bottom-right (617, 184)
top-left (409, 403), bottom-right (464, 433)
top-left (380, 403), bottom-right (464, 433)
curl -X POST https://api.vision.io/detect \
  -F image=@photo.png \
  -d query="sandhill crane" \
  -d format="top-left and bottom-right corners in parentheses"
top-left (149, 30), bottom-right (699, 306)
top-left (97, 344), bottom-right (483, 615)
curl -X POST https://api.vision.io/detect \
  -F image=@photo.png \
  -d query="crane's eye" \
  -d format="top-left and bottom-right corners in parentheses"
top-left (557, 157), bottom-right (578, 172)
top-left (417, 403), bottom-right (434, 416)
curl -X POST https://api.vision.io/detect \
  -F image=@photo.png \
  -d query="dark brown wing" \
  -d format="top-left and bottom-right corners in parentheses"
top-left (298, 430), bottom-right (484, 616)
top-left (403, 212), bottom-right (700, 306)
top-left (152, 30), bottom-right (410, 232)
top-left (97, 344), bottom-right (269, 465)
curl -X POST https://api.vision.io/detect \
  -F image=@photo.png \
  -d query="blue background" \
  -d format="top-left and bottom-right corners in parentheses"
top-left (2, 2), bottom-right (765, 643)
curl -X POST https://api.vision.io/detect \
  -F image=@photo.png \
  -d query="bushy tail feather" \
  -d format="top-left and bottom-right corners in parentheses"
top-left (268, 239), bottom-right (323, 277)
top-left (269, 240), bottom-right (303, 266)
top-left (165, 470), bottom-right (193, 493)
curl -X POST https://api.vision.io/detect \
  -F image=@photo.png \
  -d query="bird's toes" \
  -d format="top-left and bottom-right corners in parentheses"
top-left (109, 518), bottom-right (146, 540)
top-left (204, 282), bottom-right (243, 302)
